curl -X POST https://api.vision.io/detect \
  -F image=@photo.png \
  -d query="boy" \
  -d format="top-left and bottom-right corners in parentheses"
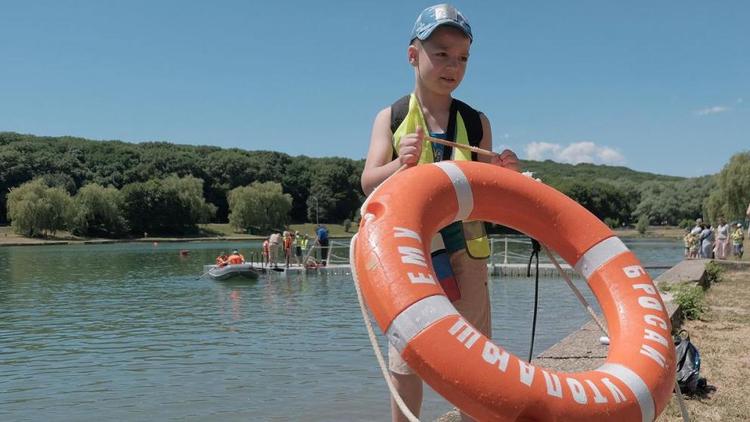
top-left (731, 223), bottom-right (744, 258)
top-left (361, 4), bottom-right (519, 421)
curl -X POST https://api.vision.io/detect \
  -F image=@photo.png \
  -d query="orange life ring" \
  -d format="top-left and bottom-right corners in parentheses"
top-left (351, 161), bottom-right (676, 421)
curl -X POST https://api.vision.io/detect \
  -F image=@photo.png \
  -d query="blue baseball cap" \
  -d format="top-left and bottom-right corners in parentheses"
top-left (410, 4), bottom-right (472, 43)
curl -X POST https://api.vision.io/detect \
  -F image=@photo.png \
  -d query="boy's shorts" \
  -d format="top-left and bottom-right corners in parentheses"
top-left (388, 249), bottom-right (491, 375)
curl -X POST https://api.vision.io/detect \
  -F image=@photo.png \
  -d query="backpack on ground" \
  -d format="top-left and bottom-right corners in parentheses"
top-left (674, 330), bottom-right (703, 394)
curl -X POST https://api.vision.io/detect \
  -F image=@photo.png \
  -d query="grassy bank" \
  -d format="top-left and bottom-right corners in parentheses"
top-left (658, 266), bottom-right (750, 421)
top-left (614, 225), bottom-right (686, 239)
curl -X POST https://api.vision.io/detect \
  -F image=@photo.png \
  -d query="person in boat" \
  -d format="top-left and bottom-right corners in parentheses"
top-left (227, 249), bottom-right (245, 265)
top-left (360, 4), bottom-right (520, 421)
top-left (215, 252), bottom-right (229, 267)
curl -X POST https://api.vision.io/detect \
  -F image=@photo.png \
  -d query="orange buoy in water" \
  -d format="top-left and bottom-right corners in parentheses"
top-left (351, 161), bottom-right (675, 421)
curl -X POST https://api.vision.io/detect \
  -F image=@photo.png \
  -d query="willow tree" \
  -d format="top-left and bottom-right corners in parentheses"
top-left (704, 151), bottom-right (750, 222)
top-left (228, 181), bottom-right (292, 233)
top-left (6, 179), bottom-right (75, 237)
top-left (71, 183), bottom-right (128, 237)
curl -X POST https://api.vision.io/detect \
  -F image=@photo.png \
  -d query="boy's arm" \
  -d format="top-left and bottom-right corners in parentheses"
top-left (478, 113), bottom-right (520, 171)
top-left (361, 107), bottom-right (423, 195)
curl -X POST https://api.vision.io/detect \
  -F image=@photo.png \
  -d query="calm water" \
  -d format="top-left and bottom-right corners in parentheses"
top-left (0, 238), bottom-right (681, 421)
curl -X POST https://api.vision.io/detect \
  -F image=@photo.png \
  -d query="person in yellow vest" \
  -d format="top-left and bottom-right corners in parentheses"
top-left (731, 223), bottom-right (744, 259)
top-left (361, 5), bottom-right (520, 421)
top-left (293, 231), bottom-right (303, 266)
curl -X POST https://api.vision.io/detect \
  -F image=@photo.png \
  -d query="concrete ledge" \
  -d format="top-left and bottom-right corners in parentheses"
top-left (655, 259), bottom-right (708, 287)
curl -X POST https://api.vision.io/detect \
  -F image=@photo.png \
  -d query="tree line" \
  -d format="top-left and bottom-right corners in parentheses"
top-left (1, 132), bottom-right (747, 237)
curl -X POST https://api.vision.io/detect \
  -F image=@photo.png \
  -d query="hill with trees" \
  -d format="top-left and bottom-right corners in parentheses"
top-left (1, 131), bottom-right (746, 237)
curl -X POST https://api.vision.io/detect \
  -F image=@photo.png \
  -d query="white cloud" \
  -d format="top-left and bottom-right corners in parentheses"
top-left (525, 141), bottom-right (626, 165)
top-left (695, 105), bottom-right (730, 116)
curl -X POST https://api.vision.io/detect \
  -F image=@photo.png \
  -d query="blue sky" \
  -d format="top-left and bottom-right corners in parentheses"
top-left (1, 1), bottom-right (747, 177)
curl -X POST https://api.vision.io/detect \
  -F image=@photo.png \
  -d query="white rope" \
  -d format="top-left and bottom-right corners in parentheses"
top-left (543, 243), bottom-right (689, 422)
top-left (673, 380), bottom-right (690, 421)
top-left (350, 235), bottom-right (420, 422)
top-left (543, 245), bottom-right (609, 335)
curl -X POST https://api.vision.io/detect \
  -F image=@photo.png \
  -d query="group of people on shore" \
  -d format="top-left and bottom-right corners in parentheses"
top-left (684, 217), bottom-right (744, 260)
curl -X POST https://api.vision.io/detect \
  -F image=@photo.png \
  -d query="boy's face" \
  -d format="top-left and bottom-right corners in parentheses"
top-left (409, 26), bottom-right (471, 95)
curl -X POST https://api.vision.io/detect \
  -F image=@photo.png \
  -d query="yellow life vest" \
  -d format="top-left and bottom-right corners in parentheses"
top-left (391, 93), bottom-right (490, 259)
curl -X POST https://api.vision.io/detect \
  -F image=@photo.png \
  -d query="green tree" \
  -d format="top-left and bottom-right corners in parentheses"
top-left (71, 183), bottom-right (128, 237)
top-left (6, 179), bottom-right (75, 237)
top-left (228, 181), bottom-right (292, 233)
top-left (121, 175), bottom-right (216, 235)
top-left (557, 180), bottom-right (637, 226)
top-left (632, 177), bottom-right (714, 225)
top-left (705, 151), bottom-right (750, 222)
top-left (307, 158), bottom-right (364, 223)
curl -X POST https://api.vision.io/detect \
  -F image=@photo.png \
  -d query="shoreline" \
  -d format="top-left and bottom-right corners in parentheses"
top-left (0, 225), bottom-right (684, 247)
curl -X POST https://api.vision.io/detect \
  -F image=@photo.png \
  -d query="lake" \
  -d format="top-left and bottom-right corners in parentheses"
top-left (0, 237), bottom-right (682, 421)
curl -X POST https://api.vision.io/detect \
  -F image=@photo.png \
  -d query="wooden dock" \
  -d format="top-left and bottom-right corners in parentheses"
top-left (267, 262), bottom-right (578, 278)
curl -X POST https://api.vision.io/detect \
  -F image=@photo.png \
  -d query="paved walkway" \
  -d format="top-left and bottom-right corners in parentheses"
top-left (533, 259), bottom-right (701, 372)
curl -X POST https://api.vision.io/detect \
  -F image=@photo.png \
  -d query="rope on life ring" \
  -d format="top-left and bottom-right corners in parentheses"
top-left (352, 161), bottom-right (676, 421)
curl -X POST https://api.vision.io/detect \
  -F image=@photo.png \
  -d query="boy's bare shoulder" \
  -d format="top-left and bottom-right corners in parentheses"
top-left (373, 106), bottom-right (392, 128)
top-left (376, 106), bottom-right (391, 119)
top-left (479, 111), bottom-right (491, 125)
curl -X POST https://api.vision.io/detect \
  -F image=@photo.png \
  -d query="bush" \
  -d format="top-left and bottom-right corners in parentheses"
top-left (343, 219), bottom-right (352, 233)
top-left (604, 217), bottom-right (620, 229)
top-left (636, 214), bottom-right (649, 235)
top-left (678, 218), bottom-right (694, 230)
top-left (673, 284), bottom-right (706, 320)
top-left (704, 261), bottom-right (724, 285)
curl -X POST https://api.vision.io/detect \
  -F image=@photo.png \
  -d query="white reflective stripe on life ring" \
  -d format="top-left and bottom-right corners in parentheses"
top-left (597, 362), bottom-right (656, 422)
top-left (574, 236), bottom-right (629, 280)
top-left (434, 161), bottom-right (474, 222)
top-left (386, 295), bottom-right (458, 353)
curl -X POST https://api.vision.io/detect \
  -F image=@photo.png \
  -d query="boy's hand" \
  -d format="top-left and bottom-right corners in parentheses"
top-left (491, 149), bottom-right (520, 172)
top-left (398, 126), bottom-right (424, 166)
